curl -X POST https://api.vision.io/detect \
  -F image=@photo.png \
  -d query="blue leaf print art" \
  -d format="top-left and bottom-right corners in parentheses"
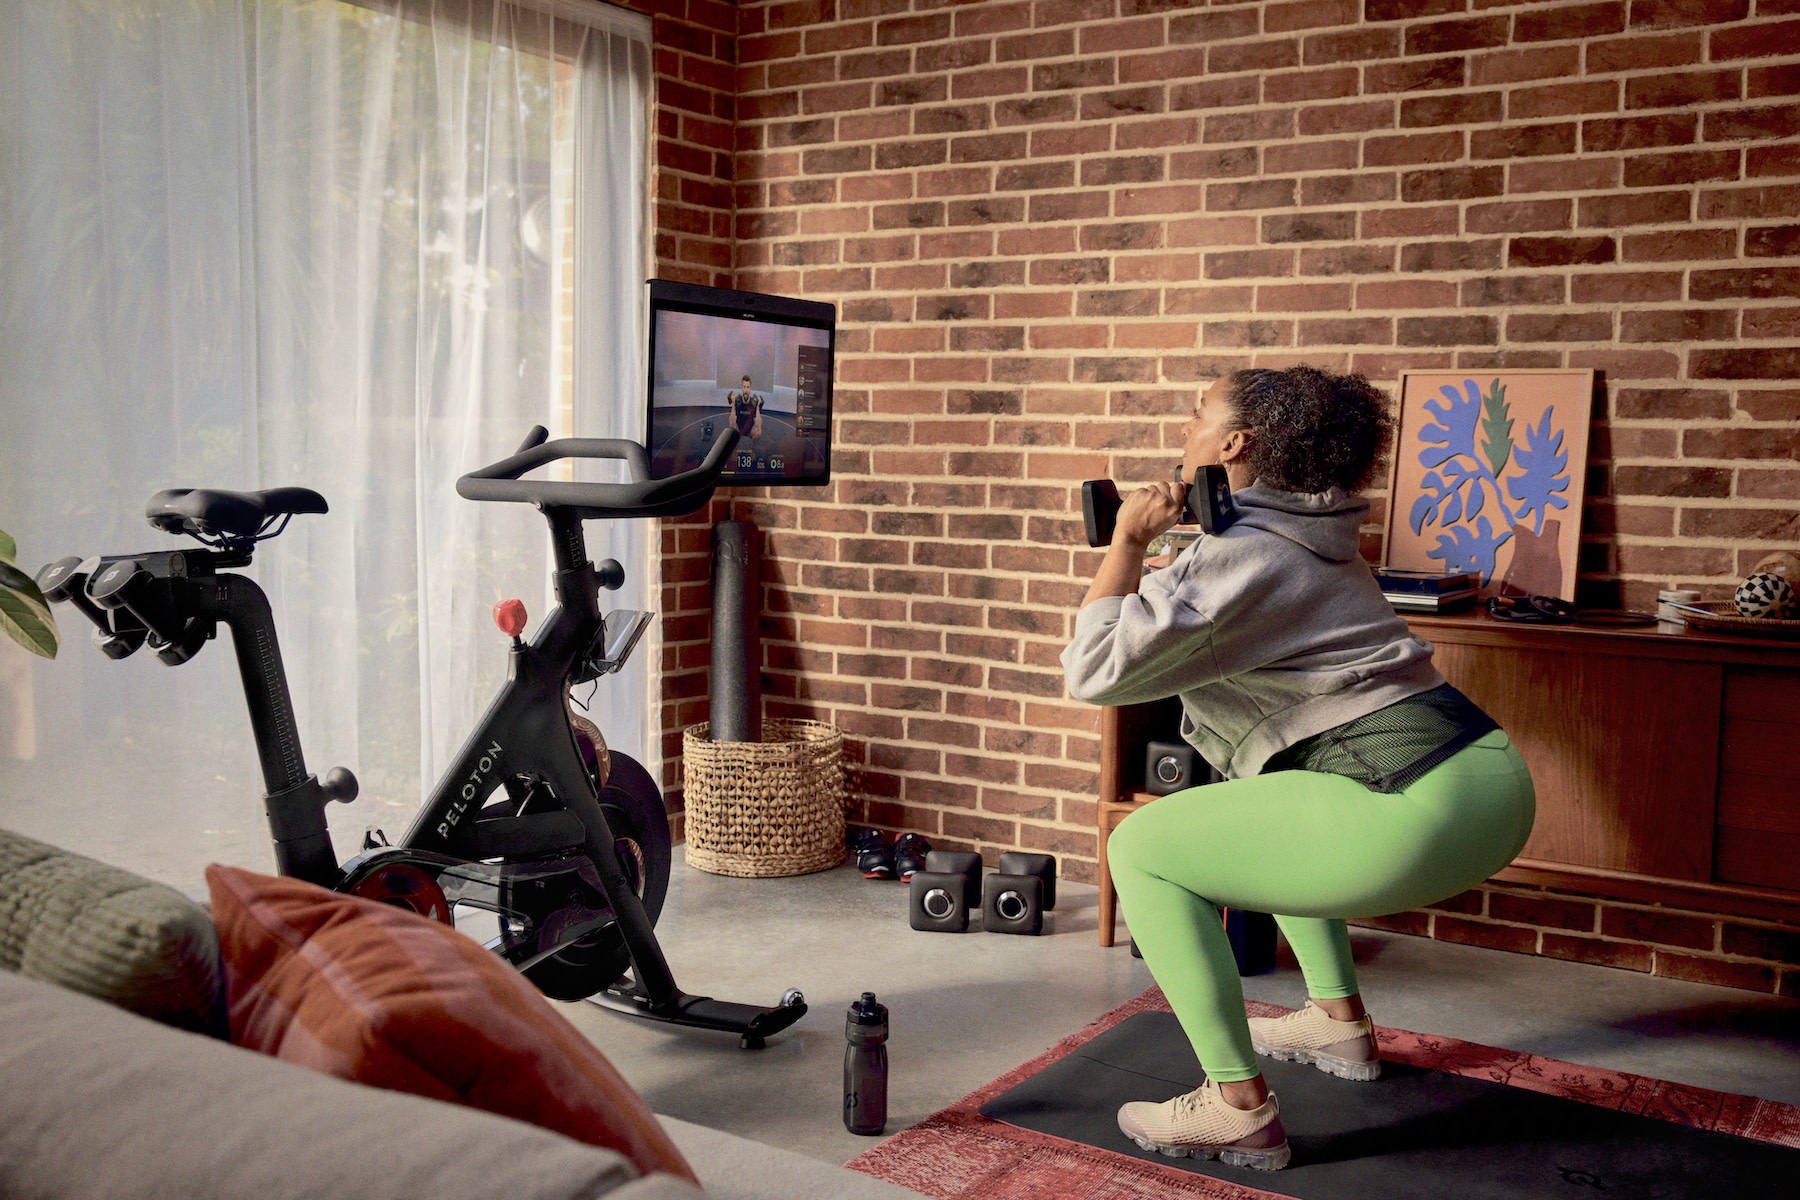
top-left (1402, 375), bottom-right (1581, 592)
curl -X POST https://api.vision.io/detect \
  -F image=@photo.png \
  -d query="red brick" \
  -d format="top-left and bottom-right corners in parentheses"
top-left (1402, 90), bottom-right (1503, 129)
top-left (1699, 183), bottom-right (1800, 219)
top-left (1471, 45), bottom-right (1583, 87)
top-left (1587, 29), bottom-right (1705, 73)
top-left (1471, 123), bottom-right (1577, 160)
top-left (1348, 911), bottom-right (1433, 937)
top-left (1652, 953), bottom-right (1780, 992)
top-left (1257, 283), bottom-right (1354, 312)
top-left (1623, 149), bottom-right (1742, 188)
top-left (1207, 38), bottom-right (1302, 75)
top-left (994, 94), bottom-right (1077, 127)
top-left (1539, 934), bottom-right (1655, 972)
top-left (1571, 270), bottom-right (1683, 303)
top-left (1264, 67), bottom-right (1361, 104)
top-left (1407, 18), bottom-right (1510, 56)
top-left (1705, 105), bottom-right (1800, 142)
top-left (1748, 62), bottom-right (1800, 99)
top-left (1265, 0), bottom-right (1358, 33)
top-left (1167, 6), bottom-right (1261, 44)
top-left (1692, 348), bottom-right (1800, 381)
top-left (1356, 280), bottom-right (1459, 309)
top-left (1464, 275), bottom-right (1568, 307)
top-left (1619, 308), bottom-right (1737, 342)
top-left (1365, 56), bottom-right (1467, 96)
top-left (1620, 228), bottom-right (1736, 262)
top-left (1365, 131), bottom-right (1466, 167)
top-left (1397, 315), bottom-right (1499, 346)
top-left (1565, 347), bottom-right (1680, 379)
top-left (1432, 916), bottom-right (1539, 954)
top-left (1303, 27), bottom-right (1401, 65)
top-left (1691, 266), bottom-right (1800, 300)
top-left (1511, 80), bottom-right (1621, 120)
top-left (1296, 100), bottom-right (1396, 136)
top-left (1467, 199), bottom-right (1572, 234)
top-left (1365, 206), bottom-right (1459, 239)
top-left (1711, 17), bottom-right (1800, 61)
top-left (1626, 69), bottom-right (1741, 109)
top-left (1578, 191), bottom-right (1693, 227)
top-left (1508, 311), bottom-right (1612, 342)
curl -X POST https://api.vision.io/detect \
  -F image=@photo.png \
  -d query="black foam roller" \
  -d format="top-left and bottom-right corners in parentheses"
top-left (709, 519), bottom-right (761, 743)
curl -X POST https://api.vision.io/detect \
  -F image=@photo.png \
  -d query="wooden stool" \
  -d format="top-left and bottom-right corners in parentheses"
top-left (1096, 701), bottom-right (1178, 947)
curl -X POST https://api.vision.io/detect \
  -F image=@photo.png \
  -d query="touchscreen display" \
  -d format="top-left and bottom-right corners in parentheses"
top-left (645, 281), bottom-right (835, 486)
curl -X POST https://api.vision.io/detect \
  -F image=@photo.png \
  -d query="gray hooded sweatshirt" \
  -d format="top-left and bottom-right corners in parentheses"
top-left (1061, 483), bottom-right (1444, 780)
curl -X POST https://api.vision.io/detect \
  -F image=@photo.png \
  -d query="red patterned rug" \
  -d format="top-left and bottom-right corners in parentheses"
top-left (845, 987), bottom-right (1800, 1200)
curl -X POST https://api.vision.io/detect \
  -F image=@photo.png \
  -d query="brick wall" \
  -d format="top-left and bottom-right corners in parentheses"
top-left (638, 0), bottom-right (1800, 990)
top-left (1354, 880), bottom-right (1800, 996)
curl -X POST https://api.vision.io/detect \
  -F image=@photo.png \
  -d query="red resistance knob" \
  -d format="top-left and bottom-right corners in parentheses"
top-left (493, 598), bottom-right (527, 639)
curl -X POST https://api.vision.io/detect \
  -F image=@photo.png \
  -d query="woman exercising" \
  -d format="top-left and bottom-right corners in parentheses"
top-left (1060, 366), bottom-right (1534, 1171)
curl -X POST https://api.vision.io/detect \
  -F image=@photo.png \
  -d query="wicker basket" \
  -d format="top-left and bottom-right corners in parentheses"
top-left (682, 719), bottom-right (845, 878)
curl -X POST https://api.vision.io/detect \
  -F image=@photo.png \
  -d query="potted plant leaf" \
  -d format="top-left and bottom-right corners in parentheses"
top-left (0, 530), bottom-right (59, 658)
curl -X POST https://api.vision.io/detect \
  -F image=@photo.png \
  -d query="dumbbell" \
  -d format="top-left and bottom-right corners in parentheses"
top-left (908, 850), bottom-right (983, 933)
top-left (982, 853), bottom-right (1058, 937)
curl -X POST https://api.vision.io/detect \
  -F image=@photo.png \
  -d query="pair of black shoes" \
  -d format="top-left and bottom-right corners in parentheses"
top-left (853, 829), bottom-right (931, 881)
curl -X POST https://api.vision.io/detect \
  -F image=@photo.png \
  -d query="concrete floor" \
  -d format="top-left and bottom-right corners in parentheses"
top-left (560, 857), bottom-right (1800, 1169)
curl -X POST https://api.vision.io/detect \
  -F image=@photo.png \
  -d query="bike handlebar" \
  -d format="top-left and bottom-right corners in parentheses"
top-left (456, 426), bottom-right (741, 519)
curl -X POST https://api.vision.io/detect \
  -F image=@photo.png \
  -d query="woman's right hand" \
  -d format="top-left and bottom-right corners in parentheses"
top-left (1113, 481), bottom-right (1185, 550)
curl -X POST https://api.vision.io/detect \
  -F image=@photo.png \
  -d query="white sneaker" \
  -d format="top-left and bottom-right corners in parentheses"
top-left (1248, 1000), bottom-right (1381, 1081)
top-left (1116, 1079), bottom-right (1291, 1170)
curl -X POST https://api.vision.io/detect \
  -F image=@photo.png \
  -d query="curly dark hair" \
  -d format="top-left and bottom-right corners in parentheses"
top-left (1221, 366), bottom-right (1393, 494)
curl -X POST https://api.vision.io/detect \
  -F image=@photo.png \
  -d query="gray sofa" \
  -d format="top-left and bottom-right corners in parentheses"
top-left (0, 827), bottom-right (921, 1200)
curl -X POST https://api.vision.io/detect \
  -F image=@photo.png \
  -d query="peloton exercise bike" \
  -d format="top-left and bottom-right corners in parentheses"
top-left (38, 424), bottom-right (806, 1049)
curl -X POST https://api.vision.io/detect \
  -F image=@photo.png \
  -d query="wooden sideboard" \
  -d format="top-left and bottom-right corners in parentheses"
top-left (1094, 610), bottom-right (1800, 944)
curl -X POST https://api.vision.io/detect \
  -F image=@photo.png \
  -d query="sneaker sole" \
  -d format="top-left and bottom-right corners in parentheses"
top-left (1122, 1131), bottom-right (1291, 1171)
top-left (1250, 1038), bottom-right (1381, 1082)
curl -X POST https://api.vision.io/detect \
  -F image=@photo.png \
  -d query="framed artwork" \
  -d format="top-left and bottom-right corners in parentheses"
top-left (1383, 369), bottom-right (1595, 602)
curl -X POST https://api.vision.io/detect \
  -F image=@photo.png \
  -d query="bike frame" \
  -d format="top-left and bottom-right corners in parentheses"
top-left (45, 426), bottom-right (805, 1046)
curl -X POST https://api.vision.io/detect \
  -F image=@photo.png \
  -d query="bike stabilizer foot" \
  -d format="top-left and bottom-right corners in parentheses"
top-left (588, 981), bottom-right (807, 1050)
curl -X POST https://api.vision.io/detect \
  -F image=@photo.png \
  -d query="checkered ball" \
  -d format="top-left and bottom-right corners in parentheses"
top-left (1734, 571), bottom-right (1797, 619)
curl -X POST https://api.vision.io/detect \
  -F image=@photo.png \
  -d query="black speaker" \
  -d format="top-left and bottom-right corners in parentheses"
top-left (996, 851), bottom-right (1056, 911)
top-left (982, 872), bottom-right (1043, 936)
top-left (923, 850), bottom-right (982, 912)
top-left (1144, 740), bottom-right (1201, 795)
top-left (909, 871), bottom-right (972, 933)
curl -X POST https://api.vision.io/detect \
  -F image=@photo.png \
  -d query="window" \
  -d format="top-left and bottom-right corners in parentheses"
top-left (0, 0), bottom-right (652, 887)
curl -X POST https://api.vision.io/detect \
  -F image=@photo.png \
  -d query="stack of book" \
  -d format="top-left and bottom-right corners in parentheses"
top-left (1373, 568), bottom-right (1482, 613)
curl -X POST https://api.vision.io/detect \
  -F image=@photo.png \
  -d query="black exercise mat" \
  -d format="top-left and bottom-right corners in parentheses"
top-left (978, 1011), bottom-right (1800, 1198)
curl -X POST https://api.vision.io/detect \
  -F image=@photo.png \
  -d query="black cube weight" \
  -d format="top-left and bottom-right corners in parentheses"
top-left (982, 872), bottom-right (1044, 936)
top-left (996, 851), bottom-right (1056, 911)
top-left (909, 870), bottom-right (972, 933)
top-left (924, 849), bottom-right (983, 911)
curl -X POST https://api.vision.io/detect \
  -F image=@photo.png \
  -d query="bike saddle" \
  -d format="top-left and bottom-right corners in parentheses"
top-left (146, 486), bottom-right (328, 540)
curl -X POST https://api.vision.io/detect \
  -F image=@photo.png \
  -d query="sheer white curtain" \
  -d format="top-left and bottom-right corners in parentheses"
top-left (0, 0), bottom-right (652, 890)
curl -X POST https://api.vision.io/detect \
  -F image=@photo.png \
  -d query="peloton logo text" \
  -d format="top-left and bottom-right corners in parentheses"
top-left (438, 741), bottom-right (503, 838)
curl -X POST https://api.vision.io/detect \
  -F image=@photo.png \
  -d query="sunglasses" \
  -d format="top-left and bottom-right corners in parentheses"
top-left (1485, 595), bottom-right (1658, 627)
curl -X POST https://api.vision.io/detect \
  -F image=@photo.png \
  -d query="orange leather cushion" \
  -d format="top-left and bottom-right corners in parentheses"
top-left (206, 864), bottom-right (695, 1185)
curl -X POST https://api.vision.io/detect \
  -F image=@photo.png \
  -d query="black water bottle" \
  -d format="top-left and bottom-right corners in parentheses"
top-left (843, 992), bottom-right (889, 1135)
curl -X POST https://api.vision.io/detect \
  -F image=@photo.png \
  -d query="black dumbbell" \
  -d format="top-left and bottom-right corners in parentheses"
top-left (982, 871), bottom-right (1044, 936)
top-left (909, 869), bottom-right (973, 933)
top-left (924, 850), bottom-right (982, 911)
top-left (997, 851), bottom-right (1056, 911)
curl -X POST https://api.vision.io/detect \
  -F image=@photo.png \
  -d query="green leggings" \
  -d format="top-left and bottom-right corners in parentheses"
top-left (1108, 729), bottom-right (1534, 1082)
